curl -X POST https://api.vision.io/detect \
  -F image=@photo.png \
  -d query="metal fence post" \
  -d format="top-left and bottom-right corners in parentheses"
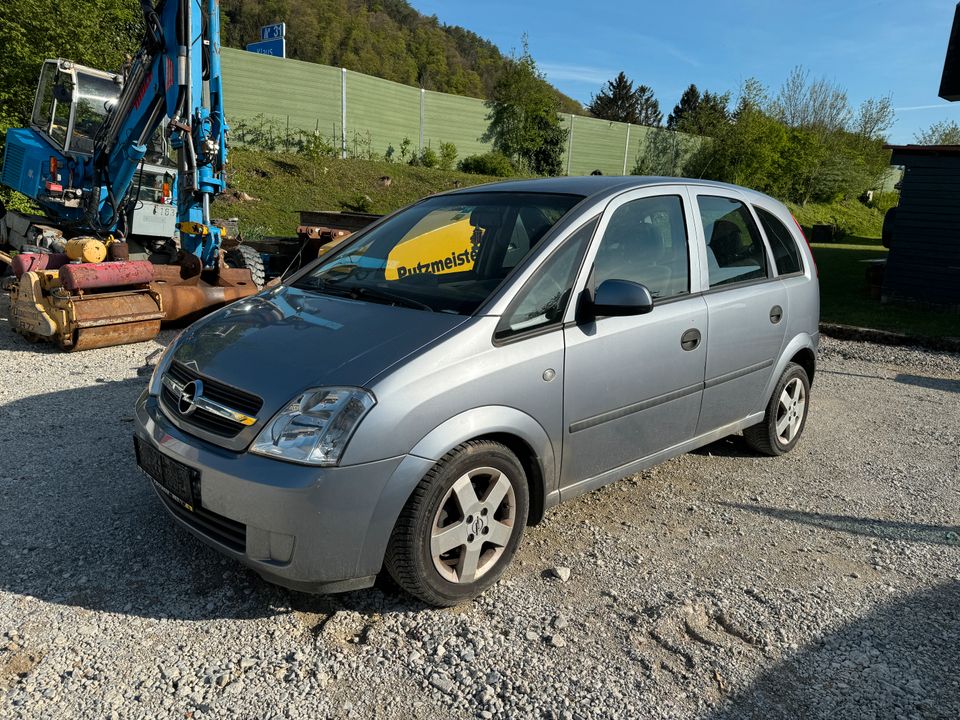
top-left (566, 114), bottom-right (575, 176)
top-left (419, 88), bottom-right (425, 151)
top-left (622, 124), bottom-right (631, 175)
top-left (341, 68), bottom-right (347, 160)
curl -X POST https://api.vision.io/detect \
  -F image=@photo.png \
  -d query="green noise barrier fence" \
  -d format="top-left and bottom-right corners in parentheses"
top-left (220, 47), bottom-right (698, 175)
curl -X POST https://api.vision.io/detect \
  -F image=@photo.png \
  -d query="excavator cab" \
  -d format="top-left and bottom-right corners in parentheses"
top-left (31, 59), bottom-right (122, 157)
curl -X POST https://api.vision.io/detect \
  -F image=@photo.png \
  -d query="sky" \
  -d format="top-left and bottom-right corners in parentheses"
top-left (409, 0), bottom-right (959, 144)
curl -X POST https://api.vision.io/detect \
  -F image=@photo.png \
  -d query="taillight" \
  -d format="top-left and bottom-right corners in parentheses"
top-left (49, 156), bottom-right (59, 180)
top-left (161, 182), bottom-right (171, 204)
top-left (791, 214), bottom-right (817, 277)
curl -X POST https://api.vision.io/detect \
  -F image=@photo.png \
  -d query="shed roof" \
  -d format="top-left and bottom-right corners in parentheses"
top-left (884, 144), bottom-right (960, 157)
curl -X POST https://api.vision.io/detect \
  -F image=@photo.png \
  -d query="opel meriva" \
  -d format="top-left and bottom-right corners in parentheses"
top-left (134, 176), bottom-right (819, 606)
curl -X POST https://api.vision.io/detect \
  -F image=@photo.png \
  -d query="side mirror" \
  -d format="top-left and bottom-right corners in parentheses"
top-left (590, 279), bottom-right (654, 317)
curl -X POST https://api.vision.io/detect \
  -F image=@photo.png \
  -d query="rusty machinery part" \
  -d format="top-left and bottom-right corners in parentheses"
top-left (108, 241), bottom-right (130, 261)
top-left (292, 226), bottom-right (355, 274)
top-left (60, 260), bottom-right (154, 291)
top-left (154, 283), bottom-right (256, 323)
top-left (177, 251), bottom-right (203, 279)
top-left (64, 237), bottom-right (108, 264)
top-left (10, 252), bottom-right (70, 278)
top-left (296, 225), bottom-right (353, 243)
top-left (149, 260), bottom-right (259, 323)
top-left (8, 269), bottom-right (163, 351)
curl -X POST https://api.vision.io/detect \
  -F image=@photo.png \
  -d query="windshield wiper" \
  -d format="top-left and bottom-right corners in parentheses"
top-left (352, 286), bottom-right (435, 312)
top-left (294, 278), bottom-right (434, 312)
top-left (293, 276), bottom-right (351, 296)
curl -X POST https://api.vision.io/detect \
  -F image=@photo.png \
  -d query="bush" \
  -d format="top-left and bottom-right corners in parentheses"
top-left (411, 146), bottom-right (439, 168)
top-left (458, 152), bottom-right (516, 177)
top-left (302, 131), bottom-right (337, 160)
top-left (869, 191), bottom-right (899, 214)
top-left (439, 142), bottom-right (458, 170)
top-left (786, 198), bottom-right (885, 240)
top-left (399, 137), bottom-right (413, 163)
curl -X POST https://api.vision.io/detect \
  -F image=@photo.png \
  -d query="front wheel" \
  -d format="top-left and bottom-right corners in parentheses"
top-left (744, 362), bottom-right (810, 456)
top-left (385, 440), bottom-right (529, 606)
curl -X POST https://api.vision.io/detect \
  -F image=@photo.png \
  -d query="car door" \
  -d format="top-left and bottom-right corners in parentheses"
top-left (689, 190), bottom-right (788, 434)
top-left (560, 187), bottom-right (708, 496)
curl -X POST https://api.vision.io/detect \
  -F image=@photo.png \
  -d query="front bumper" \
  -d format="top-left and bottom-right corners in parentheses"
top-left (134, 392), bottom-right (434, 593)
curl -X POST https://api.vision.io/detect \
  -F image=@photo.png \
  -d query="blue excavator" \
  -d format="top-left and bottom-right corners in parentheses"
top-left (0, 0), bottom-right (262, 350)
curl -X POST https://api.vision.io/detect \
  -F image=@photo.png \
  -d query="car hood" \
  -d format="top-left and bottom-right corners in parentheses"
top-left (171, 284), bottom-right (468, 412)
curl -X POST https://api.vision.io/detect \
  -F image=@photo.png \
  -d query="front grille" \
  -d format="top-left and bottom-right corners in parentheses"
top-left (160, 361), bottom-right (263, 438)
top-left (155, 486), bottom-right (247, 553)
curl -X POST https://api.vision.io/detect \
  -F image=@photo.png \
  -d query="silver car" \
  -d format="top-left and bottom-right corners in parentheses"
top-left (134, 176), bottom-right (819, 606)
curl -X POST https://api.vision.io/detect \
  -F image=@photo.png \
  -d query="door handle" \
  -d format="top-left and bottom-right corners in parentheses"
top-left (770, 305), bottom-right (783, 324)
top-left (680, 328), bottom-right (701, 351)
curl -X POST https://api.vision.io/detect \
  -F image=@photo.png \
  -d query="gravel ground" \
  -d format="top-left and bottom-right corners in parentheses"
top-left (1, 293), bottom-right (958, 720)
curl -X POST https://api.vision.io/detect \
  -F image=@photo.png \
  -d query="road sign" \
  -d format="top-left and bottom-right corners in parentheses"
top-left (260, 22), bottom-right (286, 40)
top-left (246, 37), bottom-right (285, 58)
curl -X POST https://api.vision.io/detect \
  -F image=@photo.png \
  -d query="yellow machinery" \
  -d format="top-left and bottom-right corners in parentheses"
top-left (2, 247), bottom-right (256, 351)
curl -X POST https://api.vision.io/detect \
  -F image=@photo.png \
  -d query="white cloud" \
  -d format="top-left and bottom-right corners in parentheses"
top-left (631, 34), bottom-right (700, 68)
top-left (539, 63), bottom-right (616, 85)
top-left (894, 103), bottom-right (960, 112)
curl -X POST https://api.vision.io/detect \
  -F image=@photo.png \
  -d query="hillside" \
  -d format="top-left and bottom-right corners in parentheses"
top-left (219, 0), bottom-right (583, 113)
top-left (212, 147), bottom-right (500, 238)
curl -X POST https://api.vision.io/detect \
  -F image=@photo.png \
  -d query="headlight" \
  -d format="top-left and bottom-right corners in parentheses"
top-left (250, 387), bottom-right (375, 466)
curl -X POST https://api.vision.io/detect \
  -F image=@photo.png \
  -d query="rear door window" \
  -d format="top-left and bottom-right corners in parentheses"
top-left (697, 195), bottom-right (769, 288)
top-left (754, 206), bottom-right (803, 276)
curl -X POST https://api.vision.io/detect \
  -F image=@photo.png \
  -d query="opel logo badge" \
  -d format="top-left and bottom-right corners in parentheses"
top-left (178, 379), bottom-right (203, 415)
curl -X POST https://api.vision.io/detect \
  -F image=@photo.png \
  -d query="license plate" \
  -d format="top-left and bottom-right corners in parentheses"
top-left (134, 436), bottom-right (199, 511)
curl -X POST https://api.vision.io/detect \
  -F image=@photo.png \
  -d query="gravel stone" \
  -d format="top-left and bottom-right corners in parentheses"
top-left (551, 566), bottom-right (572, 582)
top-left (0, 302), bottom-right (958, 719)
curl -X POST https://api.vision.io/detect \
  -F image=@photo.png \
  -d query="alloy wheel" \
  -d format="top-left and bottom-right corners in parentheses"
top-left (430, 467), bottom-right (516, 584)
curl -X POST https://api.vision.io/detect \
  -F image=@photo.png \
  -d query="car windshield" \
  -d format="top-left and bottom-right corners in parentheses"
top-left (293, 192), bottom-right (583, 314)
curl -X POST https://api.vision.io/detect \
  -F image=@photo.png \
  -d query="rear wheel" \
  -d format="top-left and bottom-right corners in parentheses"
top-left (385, 440), bottom-right (529, 606)
top-left (224, 244), bottom-right (265, 287)
top-left (744, 362), bottom-right (810, 456)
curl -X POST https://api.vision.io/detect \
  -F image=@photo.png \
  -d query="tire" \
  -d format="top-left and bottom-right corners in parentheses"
top-left (743, 362), bottom-right (810, 456)
top-left (225, 244), bottom-right (266, 287)
top-left (385, 440), bottom-right (529, 606)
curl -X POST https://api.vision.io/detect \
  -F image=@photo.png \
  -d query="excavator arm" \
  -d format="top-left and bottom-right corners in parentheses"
top-left (2, 0), bottom-right (228, 266)
top-left (92, 0), bottom-right (227, 264)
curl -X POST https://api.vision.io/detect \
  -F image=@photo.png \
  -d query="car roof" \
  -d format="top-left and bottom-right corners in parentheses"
top-left (443, 175), bottom-right (781, 208)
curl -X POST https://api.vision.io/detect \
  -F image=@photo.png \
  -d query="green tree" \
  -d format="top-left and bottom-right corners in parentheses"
top-left (634, 85), bottom-right (663, 127)
top-left (666, 84), bottom-right (699, 129)
top-left (0, 0), bottom-right (141, 133)
top-left (915, 119), bottom-right (960, 145)
top-left (588, 72), bottom-right (661, 126)
top-left (0, 0), bottom-right (141, 209)
top-left (668, 84), bottom-right (730, 136)
top-left (483, 40), bottom-right (566, 176)
top-left (684, 79), bottom-right (786, 193)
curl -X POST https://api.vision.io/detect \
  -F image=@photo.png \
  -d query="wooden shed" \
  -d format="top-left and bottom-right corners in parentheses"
top-left (882, 144), bottom-right (960, 309)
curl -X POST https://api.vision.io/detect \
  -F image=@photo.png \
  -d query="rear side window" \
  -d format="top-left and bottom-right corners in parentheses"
top-left (754, 206), bottom-right (803, 276)
top-left (697, 195), bottom-right (768, 288)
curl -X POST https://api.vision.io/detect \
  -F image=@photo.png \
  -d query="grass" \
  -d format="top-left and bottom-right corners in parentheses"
top-left (811, 237), bottom-right (960, 339)
top-left (211, 147), bottom-right (501, 239)
top-left (213, 149), bottom-right (959, 338)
